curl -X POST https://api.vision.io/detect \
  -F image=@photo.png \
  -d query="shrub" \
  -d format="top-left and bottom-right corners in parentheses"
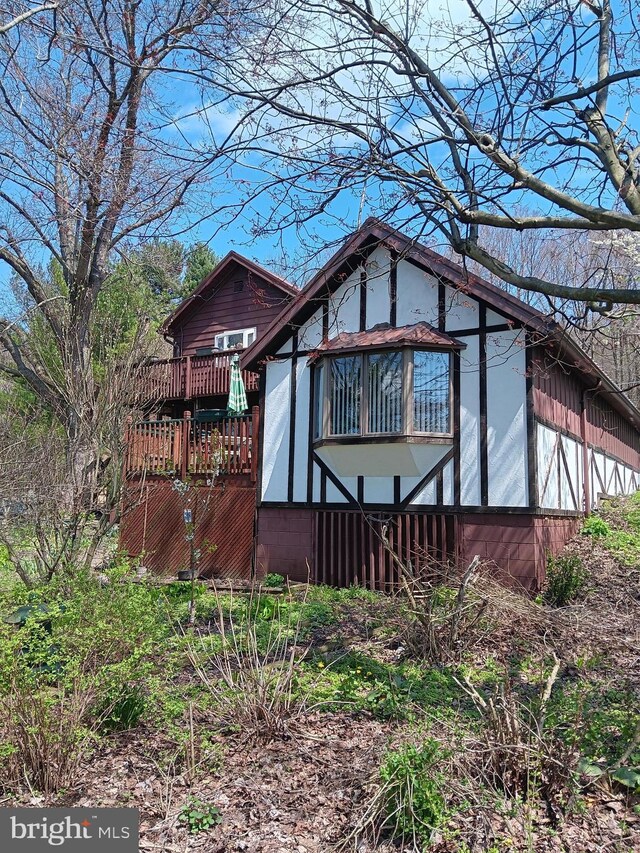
top-left (458, 662), bottom-right (579, 802)
top-left (347, 739), bottom-right (446, 850)
top-left (185, 588), bottom-right (311, 741)
top-left (263, 572), bottom-right (285, 588)
top-left (581, 516), bottom-right (611, 537)
top-left (0, 679), bottom-right (97, 797)
top-left (0, 568), bottom-right (170, 795)
top-left (544, 554), bottom-right (587, 606)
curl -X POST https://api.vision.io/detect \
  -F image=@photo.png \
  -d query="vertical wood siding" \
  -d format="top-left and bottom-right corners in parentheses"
top-left (314, 510), bottom-right (458, 590)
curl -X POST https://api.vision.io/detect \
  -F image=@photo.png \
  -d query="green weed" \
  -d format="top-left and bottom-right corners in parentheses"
top-left (581, 516), bottom-right (611, 537)
top-left (378, 740), bottom-right (447, 849)
top-left (544, 554), bottom-right (587, 606)
top-left (178, 798), bottom-right (222, 834)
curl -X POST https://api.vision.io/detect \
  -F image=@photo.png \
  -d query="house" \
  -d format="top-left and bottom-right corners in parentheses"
top-left (240, 219), bottom-right (640, 590)
top-left (120, 253), bottom-right (297, 578)
top-left (133, 251), bottom-right (298, 417)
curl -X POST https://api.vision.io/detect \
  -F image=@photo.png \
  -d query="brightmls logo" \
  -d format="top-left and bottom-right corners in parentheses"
top-left (1, 809), bottom-right (138, 851)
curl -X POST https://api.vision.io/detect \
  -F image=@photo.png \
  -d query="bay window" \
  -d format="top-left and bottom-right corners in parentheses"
top-left (315, 348), bottom-right (453, 441)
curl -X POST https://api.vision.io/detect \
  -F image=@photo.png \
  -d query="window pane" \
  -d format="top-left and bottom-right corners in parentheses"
top-left (227, 332), bottom-right (244, 348)
top-left (313, 363), bottom-right (324, 439)
top-left (414, 351), bottom-right (450, 433)
top-left (368, 352), bottom-right (403, 433)
top-left (330, 356), bottom-right (361, 435)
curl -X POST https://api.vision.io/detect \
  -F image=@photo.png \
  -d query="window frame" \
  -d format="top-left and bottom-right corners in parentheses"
top-left (314, 347), bottom-right (454, 442)
top-left (214, 327), bottom-right (257, 351)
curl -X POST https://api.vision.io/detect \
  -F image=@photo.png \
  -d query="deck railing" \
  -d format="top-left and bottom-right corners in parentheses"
top-left (125, 407), bottom-right (259, 480)
top-left (134, 352), bottom-right (259, 401)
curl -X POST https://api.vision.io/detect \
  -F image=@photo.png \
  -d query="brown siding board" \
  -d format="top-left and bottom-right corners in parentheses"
top-left (532, 346), bottom-right (640, 469)
top-left (175, 271), bottom-right (291, 357)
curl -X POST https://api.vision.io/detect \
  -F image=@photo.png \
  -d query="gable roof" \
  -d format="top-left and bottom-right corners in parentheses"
top-left (162, 250), bottom-right (298, 335)
top-left (241, 218), bottom-right (640, 431)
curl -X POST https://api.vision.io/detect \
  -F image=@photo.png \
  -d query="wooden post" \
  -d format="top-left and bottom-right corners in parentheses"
top-left (251, 405), bottom-right (259, 483)
top-left (185, 355), bottom-right (192, 400)
top-left (182, 410), bottom-right (191, 478)
top-left (172, 420), bottom-right (182, 472)
top-left (239, 416), bottom-right (248, 470)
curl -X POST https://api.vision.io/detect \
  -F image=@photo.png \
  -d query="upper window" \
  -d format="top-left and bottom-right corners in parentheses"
top-left (315, 349), bottom-right (452, 439)
top-left (214, 327), bottom-right (257, 351)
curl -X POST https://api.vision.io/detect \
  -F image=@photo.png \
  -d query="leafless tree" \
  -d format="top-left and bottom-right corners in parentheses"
top-left (0, 0), bottom-right (251, 518)
top-left (0, 1), bottom-right (57, 35)
top-left (202, 0), bottom-right (640, 307)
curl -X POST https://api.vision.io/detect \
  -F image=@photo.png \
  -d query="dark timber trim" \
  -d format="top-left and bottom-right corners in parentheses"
top-left (259, 500), bottom-right (584, 517)
top-left (312, 452), bottom-right (357, 504)
top-left (393, 476), bottom-right (401, 504)
top-left (287, 334), bottom-right (298, 503)
top-left (359, 267), bottom-right (367, 332)
top-left (357, 475), bottom-right (364, 504)
top-left (479, 304), bottom-right (489, 506)
top-left (453, 349), bottom-right (461, 505)
top-left (525, 336), bottom-right (538, 509)
top-left (450, 323), bottom-right (518, 337)
top-left (389, 249), bottom-right (398, 327)
top-left (307, 360), bottom-right (316, 504)
top-left (438, 282), bottom-right (446, 332)
top-left (401, 447), bottom-right (455, 508)
top-left (322, 298), bottom-right (329, 342)
top-left (255, 369), bottom-right (267, 508)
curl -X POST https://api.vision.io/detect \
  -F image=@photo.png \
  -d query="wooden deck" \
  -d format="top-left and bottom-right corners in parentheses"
top-left (134, 352), bottom-right (259, 401)
top-left (125, 407), bottom-right (259, 480)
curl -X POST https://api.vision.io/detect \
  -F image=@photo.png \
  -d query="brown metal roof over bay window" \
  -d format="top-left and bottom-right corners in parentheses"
top-left (309, 322), bottom-right (465, 357)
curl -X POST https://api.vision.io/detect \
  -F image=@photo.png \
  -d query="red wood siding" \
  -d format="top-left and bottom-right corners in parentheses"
top-left (173, 270), bottom-right (292, 357)
top-left (314, 511), bottom-right (458, 591)
top-left (120, 477), bottom-right (256, 579)
top-left (531, 348), bottom-right (640, 469)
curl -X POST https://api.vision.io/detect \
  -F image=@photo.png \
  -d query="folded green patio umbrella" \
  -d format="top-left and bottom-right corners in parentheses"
top-left (227, 353), bottom-right (248, 416)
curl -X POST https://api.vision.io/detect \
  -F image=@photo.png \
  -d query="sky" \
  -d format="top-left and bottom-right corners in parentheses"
top-left (0, 0), bottom-right (634, 318)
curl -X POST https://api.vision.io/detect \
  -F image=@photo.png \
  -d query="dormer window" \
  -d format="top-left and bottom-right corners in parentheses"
top-left (214, 327), bottom-right (257, 351)
top-left (312, 323), bottom-right (463, 443)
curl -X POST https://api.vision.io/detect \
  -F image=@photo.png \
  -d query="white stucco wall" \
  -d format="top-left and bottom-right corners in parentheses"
top-left (396, 261), bottom-right (439, 327)
top-left (537, 424), bottom-right (637, 512)
top-left (292, 358), bottom-right (310, 502)
top-left (259, 248), bottom-right (639, 513)
top-left (329, 271), bottom-right (360, 335)
top-left (365, 247), bottom-right (392, 328)
top-left (459, 337), bottom-right (481, 506)
top-left (261, 360), bottom-right (291, 502)
top-left (486, 331), bottom-right (528, 507)
top-left (299, 307), bottom-right (324, 349)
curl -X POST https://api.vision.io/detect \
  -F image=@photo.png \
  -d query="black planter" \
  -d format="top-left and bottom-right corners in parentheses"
top-left (177, 569), bottom-right (198, 581)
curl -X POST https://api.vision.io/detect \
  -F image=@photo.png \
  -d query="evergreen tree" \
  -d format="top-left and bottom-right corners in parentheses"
top-left (182, 243), bottom-right (219, 296)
